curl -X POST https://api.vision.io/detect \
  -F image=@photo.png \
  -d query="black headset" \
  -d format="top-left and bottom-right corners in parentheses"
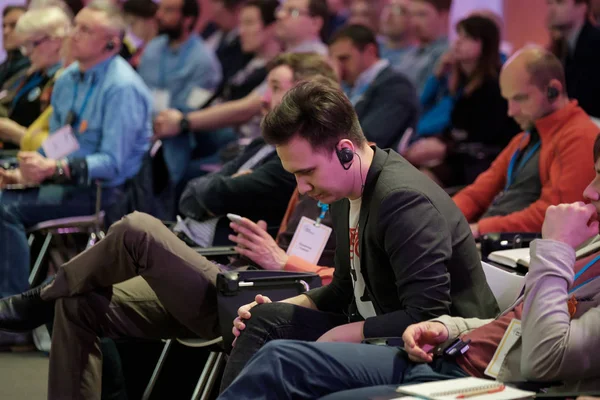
top-left (105, 41), bottom-right (116, 51)
top-left (336, 147), bottom-right (354, 170)
top-left (547, 86), bottom-right (559, 102)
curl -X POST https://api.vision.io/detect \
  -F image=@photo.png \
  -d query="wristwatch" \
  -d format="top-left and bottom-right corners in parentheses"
top-left (179, 115), bottom-right (191, 133)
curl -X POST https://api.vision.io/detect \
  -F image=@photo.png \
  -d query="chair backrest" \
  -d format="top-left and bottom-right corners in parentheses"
top-left (481, 261), bottom-right (526, 310)
top-left (591, 117), bottom-right (600, 129)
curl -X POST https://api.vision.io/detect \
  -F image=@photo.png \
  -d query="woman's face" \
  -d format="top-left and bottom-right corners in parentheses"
top-left (22, 33), bottom-right (63, 69)
top-left (453, 28), bottom-right (482, 63)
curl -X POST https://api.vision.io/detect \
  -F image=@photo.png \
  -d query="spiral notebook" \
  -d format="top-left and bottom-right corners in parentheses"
top-left (395, 377), bottom-right (535, 400)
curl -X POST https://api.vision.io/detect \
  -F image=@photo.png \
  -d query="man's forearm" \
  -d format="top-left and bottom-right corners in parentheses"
top-left (189, 93), bottom-right (262, 132)
top-left (0, 119), bottom-right (26, 145)
top-left (280, 294), bottom-right (318, 310)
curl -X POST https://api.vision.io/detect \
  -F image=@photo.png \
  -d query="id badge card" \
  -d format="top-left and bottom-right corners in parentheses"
top-left (186, 87), bottom-right (214, 109)
top-left (152, 89), bottom-right (171, 112)
top-left (286, 216), bottom-right (332, 264)
top-left (484, 319), bottom-right (521, 378)
top-left (42, 125), bottom-right (80, 160)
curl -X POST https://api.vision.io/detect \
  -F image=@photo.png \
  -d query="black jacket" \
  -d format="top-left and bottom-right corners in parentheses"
top-left (306, 147), bottom-right (499, 338)
top-left (355, 66), bottom-right (419, 149)
top-left (565, 22), bottom-right (600, 118)
top-left (179, 138), bottom-right (296, 229)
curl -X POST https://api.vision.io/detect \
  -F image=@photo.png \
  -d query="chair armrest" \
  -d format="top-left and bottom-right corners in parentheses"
top-left (481, 232), bottom-right (541, 260)
top-left (193, 246), bottom-right (237, 257)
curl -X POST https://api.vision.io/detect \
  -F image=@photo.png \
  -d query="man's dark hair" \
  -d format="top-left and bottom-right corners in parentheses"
top-left (218, 0), bottom-right (248, 9)
top-left (308, 0), bottom-right (329, 37)
top-left (3, 6), bottom-right (26, 18)
top-left (262, 80), bottom-right (367, 154)
top-left (266, 52), bottom-right (338, 84)
top-left (329, 24), bottom-right (379, 56)
top-left (244, 0), bottom-right (278, 26)
top-left (413, 0), bottom-right (452, 12)
top-left (183, 0), bottom-right (200, 19)
top-left (123, 0), bottom-right (158, 19)
top-left (593, 133), bottom-right (600, 162)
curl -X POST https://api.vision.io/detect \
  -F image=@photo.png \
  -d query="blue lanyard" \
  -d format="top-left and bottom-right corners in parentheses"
top-left (69, 78), bottom-right (96, 132)
top-left (570, 254), bottom-right (600, 293)
top-left (314, 201), bottom-right (329, 227)
top-left (159, 42), bottom-right (193, 89)
top-left (11, 72), bottom-right (44, 108)
top-left (505, 132), bottom-right (541, 190)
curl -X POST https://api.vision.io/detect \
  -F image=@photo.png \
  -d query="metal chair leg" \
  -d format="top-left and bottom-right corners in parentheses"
top-left (191, 352), bottom-right (218, 400)
top-left (199, 352), bottom-right (225, 400)
top-left (142, 339), bottom-right (174, 400)
top-left (29, 232), bottom-right (52, 286)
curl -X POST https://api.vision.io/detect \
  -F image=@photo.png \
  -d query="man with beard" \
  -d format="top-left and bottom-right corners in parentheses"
top-left (137, 0), bottom-right (223, 183)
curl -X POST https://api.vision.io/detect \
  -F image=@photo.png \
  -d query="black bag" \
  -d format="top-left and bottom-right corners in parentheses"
top-left (216, 270), bottom-right (322, 354)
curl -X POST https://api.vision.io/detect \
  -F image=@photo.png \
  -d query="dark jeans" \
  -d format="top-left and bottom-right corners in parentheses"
top-left (218, 340), bottom-right (469, 400)
top-left (219, 303), bottom-right (348, 391)
top-left (0, 185), bottom-right (117, 297)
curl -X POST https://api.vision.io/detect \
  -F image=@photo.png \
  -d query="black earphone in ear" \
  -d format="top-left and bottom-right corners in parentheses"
top-left (336, 148), bottom-right (354, 170)
top-left (547, 86), bottom-right (559, 102)
top-left (105, 41), bottom-right (115, 51)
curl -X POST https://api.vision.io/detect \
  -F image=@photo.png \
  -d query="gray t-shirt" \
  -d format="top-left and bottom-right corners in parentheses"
top-left (483, 142), bottom-right (542, 218)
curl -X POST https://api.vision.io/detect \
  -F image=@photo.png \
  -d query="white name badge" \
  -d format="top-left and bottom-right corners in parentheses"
top-left (484, 319), bottom-right (522, 378)
top-left (186, 87), bottom-right (214, 109)
top-left (286, 216), bottom-right (333, 265)
top-left (42, 125), bottom-right (80, 160)
top-left (152, 89), bottom-right (171, 112)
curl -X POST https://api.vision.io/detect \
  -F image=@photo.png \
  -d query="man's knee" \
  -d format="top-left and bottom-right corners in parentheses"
top-left (110, 211), bottom-right (166, 241)
top-left (244, 302), bottom-right (296, 330)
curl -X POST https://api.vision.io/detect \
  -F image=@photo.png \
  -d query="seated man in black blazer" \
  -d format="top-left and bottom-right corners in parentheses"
top-left (219, 79), bottom-right (499, 390)
top-left (329, 24), bottom-right (419, 149)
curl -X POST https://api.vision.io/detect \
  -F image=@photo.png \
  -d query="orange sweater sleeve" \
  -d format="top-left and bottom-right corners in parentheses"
top-left (478, 128), bottom-right (596, 234)
top-left (283, 255), bottom-right (334, 286)
top-left (453, 134), bottom-right (523, 222)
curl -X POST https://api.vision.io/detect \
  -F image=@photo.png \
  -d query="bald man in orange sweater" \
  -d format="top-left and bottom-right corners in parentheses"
top-left (453, 47), bottom-right (599, 238)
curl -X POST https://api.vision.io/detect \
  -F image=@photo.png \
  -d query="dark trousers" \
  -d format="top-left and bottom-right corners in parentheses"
top-left (220, 302), bottom-right (348, 391)
top-left (218, 340), bottom-right (469, 400)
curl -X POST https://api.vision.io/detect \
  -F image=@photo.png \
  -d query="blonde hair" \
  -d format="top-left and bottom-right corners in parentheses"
top-left (86, 0), bottom-right (128, 37)
top-left (15, 5), bottom-right (72, 39)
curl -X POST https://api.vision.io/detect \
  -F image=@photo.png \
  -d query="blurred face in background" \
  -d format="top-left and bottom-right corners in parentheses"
top-left (546, 0), bottom-right (588, 30)
top-left (239, 5), bottom-right (273, 53)
top-left (3, 8), bottom-right (26, 51)
top-left (260, 64), bottom-right (295, 114)
top-left (452, 26), bottom-right (482, 64)
top-left (21, 33), bottom-right (64, 69)
top-left (380, 0), bottom-right (412, 40)
top-left (276, 0), bottom-right (322, 46)
top-left (410, 0), bottom-right (443, 43)
top-left (348, 1), bottom-right (378, 31)
top-left (70, 8), bottom-right (115, 64)
top-left (156, 0), bottom-right (186, 39)
top-left (330, 37), bottom-right (374, 86)
top-left (211, 0), bottom-right (240, 31)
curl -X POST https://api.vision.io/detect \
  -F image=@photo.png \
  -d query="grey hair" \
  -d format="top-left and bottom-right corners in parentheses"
top-left (15, 5), bottom-right (72, 39)
top-left (85, 0), bottom-right (128, 37)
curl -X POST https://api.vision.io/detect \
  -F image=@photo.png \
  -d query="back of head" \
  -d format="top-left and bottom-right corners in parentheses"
top-left (85, 0), bottom-right (128, 38)
top-left (122, 0), bottom-right (159, 19)
top-left (413, 0), bottom-right (452, 13)
top-left (262, 80), bottom-right (366, 153)
top-left (244, 0), bottom-right (279, 26)
top-left (15, 5), bottom-right (72, 39)
top-left (28, 0), bottom-right (81, 18)
top-left (267, 52), bottom-right (338, 84)
top-left (329, 23), bottom-right (378, 54)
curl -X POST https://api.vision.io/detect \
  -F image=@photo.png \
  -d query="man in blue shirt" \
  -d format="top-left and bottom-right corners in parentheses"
top-left (138, 0), bottom-right (223, 183)
top-left (0, 0), bottom-right (152, 347)
top-left (378, 0), bottom-right (415, 67)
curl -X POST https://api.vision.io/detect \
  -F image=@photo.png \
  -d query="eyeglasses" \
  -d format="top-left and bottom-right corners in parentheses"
top-left (20, 36), bottom-right (51, 55)
top-left (276, 5), bottom-right (311, 19)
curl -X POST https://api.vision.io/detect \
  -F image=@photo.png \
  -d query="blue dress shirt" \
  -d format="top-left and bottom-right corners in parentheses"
top-left (138, 34), bottom-right (223, 182)
top-left (46, 56), bottom-right (153, 187)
